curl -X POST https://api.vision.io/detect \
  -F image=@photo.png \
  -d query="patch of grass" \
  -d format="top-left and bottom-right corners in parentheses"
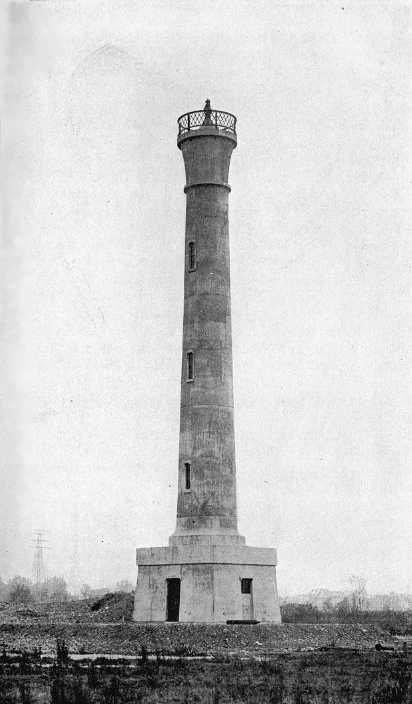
top-left (0, 649), bottom-right (411, 703)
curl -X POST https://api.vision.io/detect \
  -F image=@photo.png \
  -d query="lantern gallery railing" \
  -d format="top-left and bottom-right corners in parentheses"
top-left (177, 100), bottom-right (237, 137)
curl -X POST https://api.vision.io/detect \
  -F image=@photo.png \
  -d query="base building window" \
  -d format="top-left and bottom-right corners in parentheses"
top-left (241, 578), bottom-right (252, 594)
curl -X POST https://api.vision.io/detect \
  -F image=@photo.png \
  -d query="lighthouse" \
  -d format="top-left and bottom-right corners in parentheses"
top-left (133, 101), bottom-right (281, 623)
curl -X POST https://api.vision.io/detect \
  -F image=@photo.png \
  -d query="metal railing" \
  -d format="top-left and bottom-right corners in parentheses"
top-left (177, 102), bottom-right (237, 137)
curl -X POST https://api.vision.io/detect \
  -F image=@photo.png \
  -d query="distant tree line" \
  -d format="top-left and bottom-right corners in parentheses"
top-left (0, 576), bottom-right (134, 604)
top-left (0, 575), bottom-right (69, 604)
top-left (281, 576), bottom-right (412, 613)
top-left (280, 601), bottom-right (412, 634)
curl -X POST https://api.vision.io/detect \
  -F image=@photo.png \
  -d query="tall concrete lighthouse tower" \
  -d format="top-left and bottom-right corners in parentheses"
top-left (133, 101), bottom-right (281, 623)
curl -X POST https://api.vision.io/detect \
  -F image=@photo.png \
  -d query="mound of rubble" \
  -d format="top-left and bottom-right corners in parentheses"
top-left (0, 593), bottom-right (134, 626)
top-left (89, 592), bottom-right (134, 622)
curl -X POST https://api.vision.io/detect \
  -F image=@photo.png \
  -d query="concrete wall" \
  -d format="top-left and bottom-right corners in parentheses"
top-left (176, 131), bottom-right (239, 535)
top-left (133, 560), bottom-right (281, 623)
top-left (136, 541), bottom-right (277, 566)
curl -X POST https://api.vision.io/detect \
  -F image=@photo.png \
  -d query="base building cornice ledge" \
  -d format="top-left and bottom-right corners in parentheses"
top-left (136, 544), bottom-right (277, 567)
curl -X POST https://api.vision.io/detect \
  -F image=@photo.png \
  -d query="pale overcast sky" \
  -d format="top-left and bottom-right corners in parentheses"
top-left (1, 0), bottom-right (411, 595)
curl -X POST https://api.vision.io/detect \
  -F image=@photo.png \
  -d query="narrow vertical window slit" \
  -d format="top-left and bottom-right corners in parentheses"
top-left (187, 351), bottom-right (194, 380)
top-left (188, 241), bottom-right (196, 270)
top-left (184, 462), bottom-right (191, 490)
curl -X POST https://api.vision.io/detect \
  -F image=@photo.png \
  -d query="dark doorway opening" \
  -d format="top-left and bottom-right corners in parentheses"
top-left (166, 578), bottom-right (181, 622)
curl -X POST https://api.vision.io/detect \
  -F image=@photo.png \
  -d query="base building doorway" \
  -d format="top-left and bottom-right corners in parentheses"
top-left (241, 578), bottom-right (254, 620)
top-left (166, 578), bottom-right (181, 622)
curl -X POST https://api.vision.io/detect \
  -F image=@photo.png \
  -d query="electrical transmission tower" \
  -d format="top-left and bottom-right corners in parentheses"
top-left (68, 503), bottom-right (80, 596)
top-left (32, 530), bottom-right (48, 597)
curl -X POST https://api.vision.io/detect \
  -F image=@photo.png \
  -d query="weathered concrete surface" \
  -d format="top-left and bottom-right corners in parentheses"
top-left (134, 538), bottom-right (279, 622)
top-left (176, 133), bottom-right (238, 536)
top-left (136, 543), bottom-right (277, 565)
top-left (135, 110), bottom-right (281, 623)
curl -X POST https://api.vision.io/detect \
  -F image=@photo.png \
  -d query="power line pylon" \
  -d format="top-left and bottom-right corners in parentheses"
top-left (31, 529), bottom-right (49, 598)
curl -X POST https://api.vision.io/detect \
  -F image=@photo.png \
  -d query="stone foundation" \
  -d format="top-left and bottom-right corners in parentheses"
top-left (133, 535), bottom-right (281, 623)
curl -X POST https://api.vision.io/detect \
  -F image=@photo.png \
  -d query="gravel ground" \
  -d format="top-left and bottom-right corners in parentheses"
top-left (0, 599), bottom-right (396, 658)
top-left (0, 621), bottom-right (394, 657)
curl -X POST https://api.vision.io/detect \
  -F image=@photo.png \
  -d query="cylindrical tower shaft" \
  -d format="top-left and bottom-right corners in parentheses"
top-left (175, 102), bottom-right (238, 536)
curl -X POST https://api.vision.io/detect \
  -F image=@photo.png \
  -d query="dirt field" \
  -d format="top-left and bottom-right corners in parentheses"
top-left (0, 624), bottom-right (402, 656)
top-left (0, 599), bottom-right (410, 702)
top-left (0, 598), bottom-right (399, 658)
top-left (0, 621), bottom-right (399, 658)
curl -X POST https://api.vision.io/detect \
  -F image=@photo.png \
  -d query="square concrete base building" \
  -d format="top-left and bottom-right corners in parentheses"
top-left (134, 101), bottom-right (281, 624)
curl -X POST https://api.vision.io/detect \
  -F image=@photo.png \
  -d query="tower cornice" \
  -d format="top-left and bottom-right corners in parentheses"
top-left (184, 181), bottom-right (231, 192)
